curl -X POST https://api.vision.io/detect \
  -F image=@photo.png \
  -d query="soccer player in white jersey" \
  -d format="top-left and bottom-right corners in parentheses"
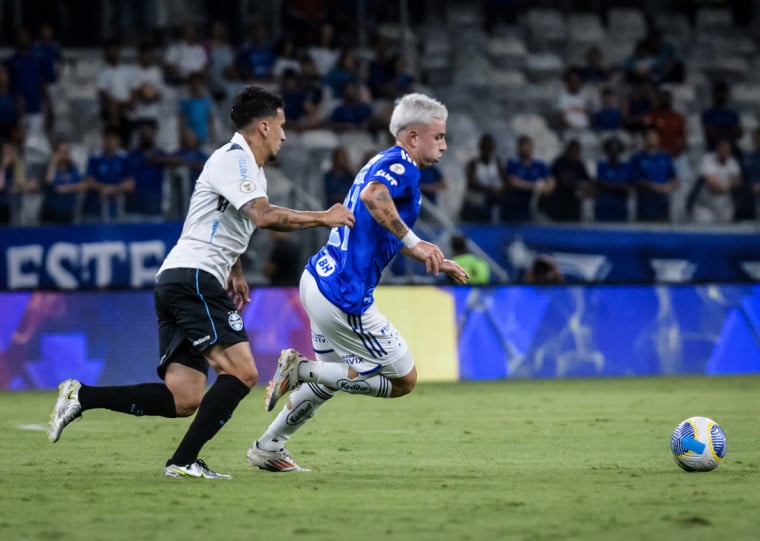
top-left (247, 93), bottom-right (470, 472)
top-left (47, 86), bottom-right (354, 479)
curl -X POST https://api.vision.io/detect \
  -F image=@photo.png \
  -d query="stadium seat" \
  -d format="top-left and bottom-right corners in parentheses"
top-left (523, 9), bottom-right (566, 49)
top-left (567, 14), bottom-right (606, 45)
top-left (487, 36), bottom-right (527, 69)
top-left (696, 8), bottom-right (734, 33)
top-left (525, 52), bottom-right (564, 83)
top-left (608, 8), bottom-right (646, 41)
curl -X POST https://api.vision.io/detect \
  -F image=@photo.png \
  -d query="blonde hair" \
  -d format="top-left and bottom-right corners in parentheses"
top-left (389, 93), bottom-right (448, 137)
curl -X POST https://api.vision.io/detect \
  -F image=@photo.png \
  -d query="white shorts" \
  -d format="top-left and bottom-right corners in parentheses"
top-left (299, 271), bottom-right (414, 378)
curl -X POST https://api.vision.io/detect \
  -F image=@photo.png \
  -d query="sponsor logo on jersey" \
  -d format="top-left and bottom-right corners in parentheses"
top-left (389, 163), bottom-right (405, 175)
top-left (315, 253), bottom-right (336, 276)
top-left (375, 169), bottom-right (399, 186)
top-left (286, 400), bottom-right (315, 425)
top-left (337, 379), bottom-right (371, 394)
top-left (192, 335), bottom-right (211, 347)
top-left (228, 312), bottom-right (244, 331)
top-left (311, 331), bottom-right (327, 343)
top-left (240, 180), bottom-right (255, 193)
top-left (238, 157), bottom-right (248, 178)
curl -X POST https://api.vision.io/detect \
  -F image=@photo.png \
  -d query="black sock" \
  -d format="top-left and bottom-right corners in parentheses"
top-left (79, 383), bottom-right (177, 418)
top-left (167, 375), bottom-right (250, 466)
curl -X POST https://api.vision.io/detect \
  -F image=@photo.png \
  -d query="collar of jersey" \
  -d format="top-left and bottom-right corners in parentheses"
top-left (231, 132), bottom-right (257, 163)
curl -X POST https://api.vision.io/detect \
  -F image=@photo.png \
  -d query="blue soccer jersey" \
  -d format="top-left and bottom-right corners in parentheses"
top-left (306, 145), bottom-right (421, 315)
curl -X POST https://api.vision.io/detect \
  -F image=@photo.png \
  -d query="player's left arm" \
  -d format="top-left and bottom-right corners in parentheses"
top-left (226, 257), bottom-right (250, 311)
top-left (360, 180), bottom-right (444, 274)
top-left (243, 197), bottom-right (354, 231)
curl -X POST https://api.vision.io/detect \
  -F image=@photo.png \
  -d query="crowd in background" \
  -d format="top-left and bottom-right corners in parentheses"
top-left (1, 2), bottom-right (759, 232)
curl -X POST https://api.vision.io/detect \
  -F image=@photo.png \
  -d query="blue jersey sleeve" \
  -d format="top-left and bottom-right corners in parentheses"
top-left (365, 150), bottom-right (419, 198)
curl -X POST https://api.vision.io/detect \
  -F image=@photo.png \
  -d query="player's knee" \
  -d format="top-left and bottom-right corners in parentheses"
top-left (391, 371), bottom-right (417, 397)
top-left (173, 391), bottom-right (203, 417)
top-left (237, 364), bottom-right (258, 388)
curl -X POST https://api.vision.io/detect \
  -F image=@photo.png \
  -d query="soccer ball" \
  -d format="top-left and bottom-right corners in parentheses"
top-left (670, 416), bottom-right (727, 472)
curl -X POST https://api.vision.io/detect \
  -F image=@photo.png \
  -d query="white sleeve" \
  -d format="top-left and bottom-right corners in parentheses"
top-left (209, 151), bottom-right (268, 210)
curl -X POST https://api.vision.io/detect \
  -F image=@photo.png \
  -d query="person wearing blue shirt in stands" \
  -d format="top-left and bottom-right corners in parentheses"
top-left (630, 128), bottom-right (678, 222)
top-left (701, 80), bottom-right (742, 152)
top-left (247, 93), bottom-right (469, 472)
top-left (40, 141), bottom-right (88, 224)
top-left (3, 28), bottom-right (47, 134)
top-left (82, 129), bottom-right (133, 222)
top-left (503, 135), bottom-right (555, 222)
top-left (32, 23), bottom-right (62, 86)
top-left (592, 87), bottom-right (623, 132)
top-left (327, 81), bottom-right (373, 132)
top-left (125, 123), bottom-right (168, 219)
top-left (594, 136), bottom-right (634, 222)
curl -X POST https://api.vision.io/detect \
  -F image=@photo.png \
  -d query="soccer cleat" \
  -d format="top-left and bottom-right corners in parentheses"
top-left (48, 378), bottom-right (83, 443)
top-left (246, 442), bottom-right (310, 472)
top-left (164, 459), bottom-right (232, 479)
top-left (264, 348), bottom-right (305, 412)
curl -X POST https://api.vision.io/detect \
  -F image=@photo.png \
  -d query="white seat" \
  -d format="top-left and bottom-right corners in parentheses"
top-left (567, 14), bottom-right (606, 43)
top-left (301, 130), bottom-right (340, 151)
top-left (525, 53), bottom-right (564, 82)
top-left (696, 9), bottom-right (733, 32)
top-left (608, 8), bottom-right (646, 40)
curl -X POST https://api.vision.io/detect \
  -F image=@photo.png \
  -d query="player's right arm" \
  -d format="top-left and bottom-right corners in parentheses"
top-left (243, 197), bottom-right (354, 232)
top-left (360, 180), bottom-right (444, 274)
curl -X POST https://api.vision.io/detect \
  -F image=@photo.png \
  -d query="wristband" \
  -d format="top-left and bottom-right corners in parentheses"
top-left (401, 229), bottom-right (421, 249)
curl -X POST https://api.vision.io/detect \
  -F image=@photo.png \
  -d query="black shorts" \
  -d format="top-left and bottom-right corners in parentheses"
top-left (154, 268), bottom-right (248, 379)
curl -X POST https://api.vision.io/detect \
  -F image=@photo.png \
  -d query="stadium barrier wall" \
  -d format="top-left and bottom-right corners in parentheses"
top-left (3, 222), bottom-right (760, 289)
top-left (1, 284), bottom-right (758, 390)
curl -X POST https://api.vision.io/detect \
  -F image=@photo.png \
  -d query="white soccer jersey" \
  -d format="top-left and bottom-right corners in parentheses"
top-left (158, 132), bottom-right (267, 286)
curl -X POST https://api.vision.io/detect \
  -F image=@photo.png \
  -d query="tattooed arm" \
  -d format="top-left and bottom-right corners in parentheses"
top-left (359, 181), bottom-right (445, 274)
top-left (244, 197), bottom-right (354, 231)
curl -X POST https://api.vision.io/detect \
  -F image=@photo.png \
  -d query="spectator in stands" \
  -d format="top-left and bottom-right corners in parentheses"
top-left (645, 88), bottom-right (686, 158)
top-left (450, 233), bottom-right (490, 285)
top-left (592, 87), bottom-right (623, 132)
top-left (542, 139), bottom-right (592, 222)
top-left (326, 81), bottom-right (373, 132)
top-left (3, 125), bottom-right (42, 224)
top-left (33, 23), bottom-right (62, 87)
top-left (323, 48), bottom-right (362, 100)
top-left (279, 68), bottom-right (321, 131)
top-left (419, 163), bottom-right (446, 207)
top-left (579, 45), bottom-right (611, 85)
top-left (383, 54), bottom-right (416, 99)
top-left (204, 20), bottom-right (236, 100)
top-left (236, 20), bottom-right (275, 81)
top-left (125, 122), bottom-right (170, 221)
top-left (97, 39), bottom-right (134, 147)
top-left (164, 23), bottom-right (208, 85)
top-left (167, 127), bottom-right (208, 218)
top-left (524, 254), bottom-right (564, 284)
top-left (743, 127), bottom-right (760, 218)
top-left (323, 146), bottom-right (354, 207)
top-left (461, 133), bottom-right (506, 223)
top-left (594, 136), bottom-right (634, 222)
top-left (299, 56), bottom-right (324, 115)
top-left (82, 128), bottom-right (133, 222)
top-left (701, 80), bottom-right (742, 152)
top-left (40, 141), bottom-right (87, 224)
top-left (647, 27), bottom-right (685, 84)
top-left (262, 231), bottom-right (303, 287)
top-left (621, 79), bottom-right (655, 133)
top-left (692, 139), bottom-right (741, 224)
top-left (307, 21), bottom-right (340, 76)
top-left (3, 28), bottom-right (49, 136)
top-left (631, 127), bottom-right (678, 222)
top-left (623, 39), bottom-right (656, 84)
top-left (502, 135), bottom-right (555, 222)
top-left (0, 66), bottom-right (19, 139)
top-left (367, 35), bottom-right (394, 100)
top-left (130, 42), bottom-right (164, 131)
top-left (556, 67), bottom-right (592, 131)
top-left (272, 37), bottom-right (301, 79)
top-left (178, 72), bottom-right (215, 147)
top-left (0, 135), bottom-right (28, 224)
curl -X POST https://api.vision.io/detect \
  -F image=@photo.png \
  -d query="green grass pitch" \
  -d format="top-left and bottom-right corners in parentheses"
top-left (1, 376), bottom-right (759, 541)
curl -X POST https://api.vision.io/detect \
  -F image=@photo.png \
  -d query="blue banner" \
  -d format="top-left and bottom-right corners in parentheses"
top-left (461, 224), bottom-right (760, 283)
top-left (0, 222), bottom-right (182, 290)
top-left (1, 284), bottom-right (757, 390)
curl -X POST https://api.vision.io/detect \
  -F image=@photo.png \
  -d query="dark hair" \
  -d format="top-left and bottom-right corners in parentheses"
top-left (229, 86), bottom-right (285, 130)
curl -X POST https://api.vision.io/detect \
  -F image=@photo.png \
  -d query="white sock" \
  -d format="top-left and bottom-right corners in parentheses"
top-left (298, 360), bottom-right (393, 398)
top-left (257, 382), bottom-right (334, 451)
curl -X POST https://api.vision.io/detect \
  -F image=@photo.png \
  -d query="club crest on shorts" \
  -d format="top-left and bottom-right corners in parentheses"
top-left (228, 312), bottom-right (244, 331)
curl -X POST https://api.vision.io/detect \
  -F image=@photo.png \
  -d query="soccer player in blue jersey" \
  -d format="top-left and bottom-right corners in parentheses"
top-left (247, 93), bottom-right (470, 472)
